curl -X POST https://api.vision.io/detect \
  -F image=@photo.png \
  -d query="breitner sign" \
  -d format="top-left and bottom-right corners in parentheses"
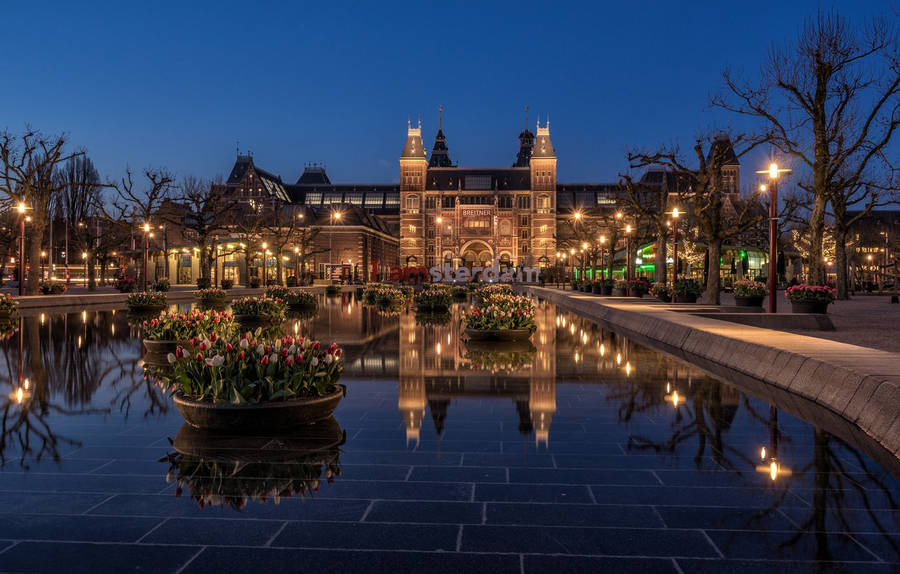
top-left (371, 261), bottom-right (539, 283)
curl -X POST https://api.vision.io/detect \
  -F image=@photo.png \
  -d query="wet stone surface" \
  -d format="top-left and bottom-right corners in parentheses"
top-left (0, 296), bottom-right (896, 573)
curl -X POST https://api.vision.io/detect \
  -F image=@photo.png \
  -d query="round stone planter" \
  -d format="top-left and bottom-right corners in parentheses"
top-left (287, 301), bottom-right (318, 313)
top-left (197, 295), bottom-right (227, 310)
top-left (464, 328), bottom-right (533, 342)
top-left (734, 295), bottom-right (764, 307)
top-left (143, 339), bottom-right (182, 355)
top-left (127, 303), bottom-right (167, 314)
top-left (656, 294), bottom-right (672, 303)
top-left (674, 294), bottom-right (698, 303)
top-left (612, 288), bottom-right (627, 297)
top-left (790, 300), bottom-right (829, 314)
top-left (173, 385), bottom-right (347, 432)
top-left (631, 291), bottom-right (645, 298)
top-left (591, 285), bottom-right (602, 294)
top-left (234, 314), bottom-right (278, 331)
top-left (600, 286), bottom-right (613, 296)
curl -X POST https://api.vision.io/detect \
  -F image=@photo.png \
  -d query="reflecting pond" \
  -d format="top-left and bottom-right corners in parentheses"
top-left (0, 294), bottom-right (897, 572)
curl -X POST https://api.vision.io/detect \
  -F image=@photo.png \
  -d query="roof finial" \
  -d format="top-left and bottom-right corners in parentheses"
top-left (439, 105), bottom-right (443, 130)
top-left (407, 116), bottom-right (411, 129)
top-left (536, 114), bottom-right (540, 132)
top-left (525, 106), bottom-right (529, 131)
top-left (547, 114), bottom-right (550, 130)
top-left (236, 140), bottom-right (240, 156)
top-left (417, 116), bottom-right (421, 129)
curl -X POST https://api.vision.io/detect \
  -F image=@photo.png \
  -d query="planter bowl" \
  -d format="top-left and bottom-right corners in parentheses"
top-left (128, 303), bottom-right (167, 314)
top-left (735, 295), bottom-right (765, 307)
top-left (600, 286), bottom-right (613, 296)
top-left (143, 339), bottom-right (181, 355)
top-left (674, 294), bottom-right (698, 303)
top-left (416, 303), bottom-right (450, 313)
top-left (174, 385), bottom-right (346, 432)
top-left (656, 294), bottom-right (672, 303)
top-left (288, 301), bottom-right (318, 312)
top-left (612, 288), bottom-right (627, 297)
top-left (0, 310), bottom-right (16, 320)
top-left (790, 300), bottom-right (829, 314)
top-left (464, 328), bottom-right (533, 342)
top-left (631, 291), bottom-right (645, 298)
top-left (234, 313), bottom-right (278, 330)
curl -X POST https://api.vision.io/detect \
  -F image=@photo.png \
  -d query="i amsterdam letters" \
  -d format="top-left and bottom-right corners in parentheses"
top-left (371, 261), bottom-right (538, 284)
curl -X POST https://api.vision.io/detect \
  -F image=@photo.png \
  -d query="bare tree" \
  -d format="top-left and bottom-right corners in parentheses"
top-left (172, 176), bottom-right (235, 285)
top-left (621, 170), bottom-right (676, 283)
top-left (628, 134), bottom-right (767, 304)
top-left (260, 206), bottom-right (308, 286)
top-left (0, 129), bottom-right (81, 294)
top-left (53, 156), bottom-right (102, 290)
top-left (714, 10), bottom-right (900, 285)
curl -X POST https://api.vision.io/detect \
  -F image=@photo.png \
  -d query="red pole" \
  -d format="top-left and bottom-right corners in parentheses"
top-left (18, 218), bottom-right (25, 296)
top-left (768, 180), bottom-right (778, 314)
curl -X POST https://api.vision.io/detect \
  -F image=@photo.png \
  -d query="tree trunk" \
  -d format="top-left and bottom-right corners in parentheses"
top-left (655, 228), bottom-right (667, 284)
top-left (807, 193), bottom-right (827, 285)
top-left (833, 227), bottom-right (850, 300)
top-left (199, 241), bottom-right (211, 281)
top-left (87, 256), bottom-right (96, 291)
top-left (275, 253), bottom-right (283, 286)
top-left (26, 220), bottom-right (46, 295)
top-left (704, 239), bottom-right (722, 305)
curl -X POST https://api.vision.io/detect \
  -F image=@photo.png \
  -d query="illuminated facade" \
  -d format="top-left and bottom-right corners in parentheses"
top-left (399, 117), bottom-right (558, 269)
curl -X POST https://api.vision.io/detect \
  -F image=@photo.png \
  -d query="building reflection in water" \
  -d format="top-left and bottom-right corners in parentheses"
top-left (397, 300), bottom-right (557, 447)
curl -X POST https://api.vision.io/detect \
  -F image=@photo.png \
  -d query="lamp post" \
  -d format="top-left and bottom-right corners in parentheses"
top-left (569, 248), bottom-right (575, 285)
top-left (625, 223), bottom-right (632, 282)
top-left (757, 163), bottom-right (791, 313)
top-left (329, 209), bottom-right (342, 280)
top-left (598, 235), bottom-right (607, 278)
top-left (671, 207), bottom-right (680, 284)
top-left (141, 222), bottom-right (151, 291)
top-left (436, 216), bottom-right (443, 271)
top-left (40, 251), bottom-right (46, 280)
top-left (17, 202), bottom-right (26, 296)
top-left (82, 251), bottom-right (88, 284)
top-left (261, 242), bottom-right (268, 287)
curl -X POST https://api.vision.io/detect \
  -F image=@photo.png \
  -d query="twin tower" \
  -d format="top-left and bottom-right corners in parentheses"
top-left (398, 112), bottom-right (559, 270)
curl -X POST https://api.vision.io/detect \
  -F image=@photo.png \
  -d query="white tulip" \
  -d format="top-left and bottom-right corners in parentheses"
top-left (167, 353), bottom-right (176, 364)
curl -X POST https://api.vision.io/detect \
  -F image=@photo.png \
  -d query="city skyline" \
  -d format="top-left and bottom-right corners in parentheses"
top-left (2, 1), bottom-right (893, 186)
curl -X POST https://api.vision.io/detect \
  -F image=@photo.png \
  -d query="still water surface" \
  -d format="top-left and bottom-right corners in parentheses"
top-left (0, 294), bottom-right (897, 572)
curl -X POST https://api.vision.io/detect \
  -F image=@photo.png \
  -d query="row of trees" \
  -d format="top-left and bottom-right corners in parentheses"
top-left (585, 10), bottom-right (898, 303)
top-left (0, 131), bottom-right (324, 294)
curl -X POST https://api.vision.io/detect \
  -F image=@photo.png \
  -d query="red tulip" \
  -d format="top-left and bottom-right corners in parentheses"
top-left (260, 355), bottom-right (269, 366)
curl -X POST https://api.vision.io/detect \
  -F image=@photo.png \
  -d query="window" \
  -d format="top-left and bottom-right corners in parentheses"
top-left (498, 196), bottom-right (513, 209)
top-left (406, 196), bottom-right (419, 210)
top-left (465, 219), bottom-right (490, 229)
top-left (442, 196), bottom-right (455, 209)
top-left (385, 193), bottom-right (400, 207)
top-left (517, 195), bottom-right (531, 209)
top-left (520, 229), bottom-right (529, 239)
top-left (408, 224), bottom-right (417, 234)
top-left (305, 192), bottom-right (322, 205)
top-left (323, 192), bottom-right (342, 204)
top-left (425, 196), bottom-right (436, 209)
top-left (364, 194), bottom-right (383, 207)
top-left (540, 224), bottom-right (548, 233)
top-left (538, 194), bottom-right (551, 209)
top-left (465, 175), bottom-right (492, 190)
top-left (520, 216), bottom-right (529, 227)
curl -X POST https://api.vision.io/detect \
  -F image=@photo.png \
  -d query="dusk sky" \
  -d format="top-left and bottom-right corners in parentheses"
top-left (1, 1), bottom-right (894, 187)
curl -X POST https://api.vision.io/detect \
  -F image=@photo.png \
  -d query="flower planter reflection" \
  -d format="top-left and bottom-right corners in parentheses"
top-left (464, 328), bottom-right (533, 342)
top-left (162, 417), bottom-right (345, 510)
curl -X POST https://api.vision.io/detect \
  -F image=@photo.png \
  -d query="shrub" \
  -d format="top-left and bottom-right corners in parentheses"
top-left (265, 286), bottom-right (291, 300)
top-left (142, 309), bottom-right (236, 342)
top-left (785, 284), bottom-right (836, 304)
top-left (649, 283), bottom-right (671, 298)
top-left (614, 280), bottom-right (628, 291)
top-left (153, 278), bottom-right (171, 292)
top-left (398, 285), bottom-right (414, 299)
top-left (463, 294), bottom-right (536, 332)
top-left (231, 296), bottom-right (287, 320)
top-left (196, 277), bottom-right (211, 289)
top-left (154, 333), bottom-right (344, 404)
top-left (374, 287), bottom-right (406, 306)
top-left (220, 278), bottom-right (234, 290)
top-left (127, 291), bottom-right (167, 307)
top-left (734, 280), bottom-right (767, 297)
top-left (450, 286), bottom-right (468, 299)
top-left (672, 279), bottom-right (702, 297)
top-left (248, 276), bottom-right (261, 288)
top-left (196, 288), bottom-right (228, 307)
top-left (40, 281), bottom-right (67, 295)
top-left (414, 288), bottom-right (452, 310)
top-left (0, 293), bottom-right (19, 316)
top-left (116, 276), bottom-right (136, 293)
top-left (627, 279), bottom-right (650, 294)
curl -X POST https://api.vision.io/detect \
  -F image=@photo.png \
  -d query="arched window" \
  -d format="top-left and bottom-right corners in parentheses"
top-left (406, 195), bottom-right (419, 210)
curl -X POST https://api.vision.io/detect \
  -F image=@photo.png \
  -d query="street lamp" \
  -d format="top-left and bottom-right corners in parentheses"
top-left (16, 202), bottom-right (26, 296)
top-left (625, 223), bottom-right (632, 281)
top-left (329, 210), bottom-right (342, 280)
top-left (262, 242), bottom-right (269, 287)
top-left (599, 235), bottom-right (607, 278)
top-left (757, 163), bottom-right (791, 313)
top-left (671, 207), bottom-right (680, 284)
top-left (142, 222), bottom-right (151, 291)
top-left (40, 251), bottom-right (46, 281)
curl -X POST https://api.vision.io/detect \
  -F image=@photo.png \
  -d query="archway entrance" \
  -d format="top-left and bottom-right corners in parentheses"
top-left (460, 241), bottom-right (493, 269)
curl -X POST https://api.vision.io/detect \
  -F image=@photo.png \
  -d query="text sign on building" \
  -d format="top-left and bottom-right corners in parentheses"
top-left (462, 208), bottom-right (492, 217)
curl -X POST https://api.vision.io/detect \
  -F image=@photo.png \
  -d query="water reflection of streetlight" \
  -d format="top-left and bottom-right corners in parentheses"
top-left (756, 406), bottom-right (791, 481)
top-left (664, 383), bottom-right (682, 409)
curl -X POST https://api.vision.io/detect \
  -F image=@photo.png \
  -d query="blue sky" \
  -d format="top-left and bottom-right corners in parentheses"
top-left (1, 0), bottom-right (894, 186)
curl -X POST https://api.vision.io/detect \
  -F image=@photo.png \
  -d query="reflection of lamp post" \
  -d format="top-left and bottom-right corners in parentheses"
top-left (142, 222), bottom-right (151, 291)
top-left (757, 406), bottom-right (791, 481)
top-left (757, 163), bottom-right (791, 313)
top-left (17, 202), bottom-right (26, 296)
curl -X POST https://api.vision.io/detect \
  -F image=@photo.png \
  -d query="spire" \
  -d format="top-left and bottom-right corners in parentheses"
top-left (532, 117), bottom-right (555, 159)
top-left (429, 106), bottom-right (453, 167)
top-left (514, 106), bottom-right (535, 167)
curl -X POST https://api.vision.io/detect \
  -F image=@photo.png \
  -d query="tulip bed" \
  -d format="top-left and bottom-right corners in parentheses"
top-left (463, 294), bottom-right (536, 332)
top-left (231, 296), bottom-right (288, 321)
top-left (160, 333), bottom-right (344, 404)
top-left (142, 310), bottom-right (236, 342)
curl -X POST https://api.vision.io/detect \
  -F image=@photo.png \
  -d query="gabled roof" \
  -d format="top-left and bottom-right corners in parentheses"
top-left (428, 128), bottom-right (453, 168)
top-left (309, 203), bottom-right (394, 236)
top-left (401, 126), bottom-right (426, 160)
top-left (297, 165), bottom-right (331, 185)
top-left (707, 134), bottom-right (740, 166)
